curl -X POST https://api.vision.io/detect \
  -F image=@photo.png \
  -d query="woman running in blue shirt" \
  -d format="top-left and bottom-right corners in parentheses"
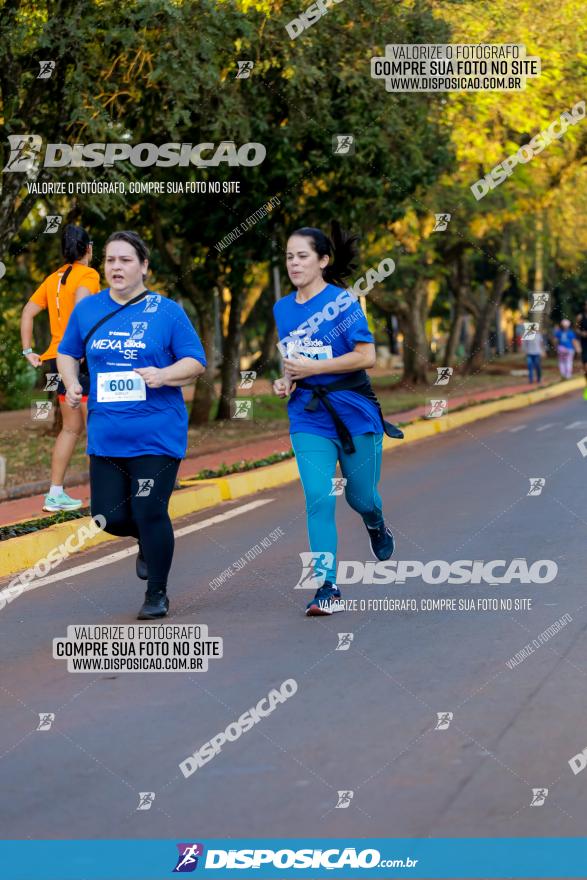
top-left (57, 231), bottom-right (207, 619)
top-left (273, 223), bottom-right (401, 616)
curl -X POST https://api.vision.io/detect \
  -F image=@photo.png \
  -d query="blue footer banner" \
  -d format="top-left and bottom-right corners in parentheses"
top-left (1, 839), bottom-right (587, 879)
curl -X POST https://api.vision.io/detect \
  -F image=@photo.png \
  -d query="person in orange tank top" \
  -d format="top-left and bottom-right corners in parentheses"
top-left (20, 224), bottom-right (100, 511)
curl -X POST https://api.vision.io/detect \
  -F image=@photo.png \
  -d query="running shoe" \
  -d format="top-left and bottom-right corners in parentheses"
top-left (136, 543), bottom-right (148, 580)
top-left (366, 521), bottom-right (395, 561)
top-left (583, 387), bottom-right (587, 401)
top-left (43, 490), bottom-right (83, 512)
top-left (306, 582), bottom-right (344, 616)
top-left (137, 590), bottom-right (169, 619)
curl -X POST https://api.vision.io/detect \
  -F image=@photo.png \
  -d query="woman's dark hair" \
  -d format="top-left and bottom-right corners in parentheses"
top-left (290, 220), bottom-right (359, 286)
top-left (61, 224), bottom-right (91, 263)
top-left (104, 230), bottom-right (150, 264)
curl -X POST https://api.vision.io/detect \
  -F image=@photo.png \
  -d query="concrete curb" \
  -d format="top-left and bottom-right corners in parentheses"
top-left (0, 377), bottom-right (582, 579)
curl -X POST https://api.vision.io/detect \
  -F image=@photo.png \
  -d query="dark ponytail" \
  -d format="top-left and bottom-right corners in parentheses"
top-left (292, 221), bottom-right (359, 286)
top-left (61, 224), bottom-right (91, 264)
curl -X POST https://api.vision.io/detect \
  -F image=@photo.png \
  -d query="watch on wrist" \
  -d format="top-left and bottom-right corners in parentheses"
top-left (22, 348), bottom-right (33, 356)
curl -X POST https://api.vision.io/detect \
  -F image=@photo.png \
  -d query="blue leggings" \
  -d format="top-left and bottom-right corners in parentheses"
top-left (291, 432), bottom-right (384, 584)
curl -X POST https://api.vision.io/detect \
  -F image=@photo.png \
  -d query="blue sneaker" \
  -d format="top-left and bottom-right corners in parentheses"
top-left (43, 490), bottom-right (83, 512)
top-left (366, 522), bottom-right (395, 561)
top-left (306, 582), bottom-right (344, 616)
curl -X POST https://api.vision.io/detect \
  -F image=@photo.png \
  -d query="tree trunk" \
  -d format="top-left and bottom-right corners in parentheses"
top-left (189, 307), bottom-right (216, 425)
top-left (216, 284), bottom-right (244, 421)
top-left (251, 320), bottom-right (278, 375)
top-left (444, 252), bottom-right (470, 366)
top-left (400, 278), bottom-right (429, 385)
top-left (462, 266), bottom-right (509, 375)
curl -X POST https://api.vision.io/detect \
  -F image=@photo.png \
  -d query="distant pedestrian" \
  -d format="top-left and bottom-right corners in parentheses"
top-left (521, 326), bottom-right (545, 384)
top-left (553, 318), bottom-right (579, 379)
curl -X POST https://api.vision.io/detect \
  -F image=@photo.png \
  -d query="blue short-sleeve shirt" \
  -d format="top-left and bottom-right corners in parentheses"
top-left (273, 283), bottom-right (381, 438)
top-left (58, 289), bottom-right (206, 458)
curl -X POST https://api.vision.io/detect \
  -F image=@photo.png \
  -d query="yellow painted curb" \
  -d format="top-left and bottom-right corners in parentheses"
top-left (0, 483), bottom-right (223, 580)
top-left (1, 378), bottom-right (582, 580)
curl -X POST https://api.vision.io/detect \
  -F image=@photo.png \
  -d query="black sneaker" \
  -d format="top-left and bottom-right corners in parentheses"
top-left (136, 543), bottom-right (148, 581)
top-left (306, 582), bottom-right (344, 616)
top-left (366, 522), bottom-right (395, 561)
top-left (137, 590), bottom-right (169, 619)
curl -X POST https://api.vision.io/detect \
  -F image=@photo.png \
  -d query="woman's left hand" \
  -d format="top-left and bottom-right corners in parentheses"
top-left (134, 366), bottom-right (165, 388)
top-left (283, 356), bottom-right (321, 380)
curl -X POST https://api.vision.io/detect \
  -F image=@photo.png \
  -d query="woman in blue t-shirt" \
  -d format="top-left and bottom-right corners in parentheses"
top-left (272, 223), bottom-right (401, 616)
top-left (57, 231), bottom-right (207, 620)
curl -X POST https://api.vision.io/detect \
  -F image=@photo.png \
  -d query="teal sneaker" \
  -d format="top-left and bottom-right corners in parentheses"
top-left (43, 490), bottom-right (83, 512)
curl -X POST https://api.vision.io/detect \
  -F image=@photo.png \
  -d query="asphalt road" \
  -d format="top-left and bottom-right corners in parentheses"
top-left (2, 390), bottom-right (587, 847)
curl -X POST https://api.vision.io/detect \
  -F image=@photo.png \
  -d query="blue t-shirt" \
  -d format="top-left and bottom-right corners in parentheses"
top-left (58, 289), bottom-right (206, 458)
top-left (554, 328), bottom-right (576, 350)
top-left (273, 284), bottom-right (381, 438)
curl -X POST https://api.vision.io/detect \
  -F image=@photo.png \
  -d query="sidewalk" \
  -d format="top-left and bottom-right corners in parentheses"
top-left (0, 379), bottom-right (546, 527)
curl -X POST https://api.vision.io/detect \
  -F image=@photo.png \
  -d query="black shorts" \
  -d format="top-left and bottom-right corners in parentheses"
top-left (581, 344), bottom-right (587, 365)
top-left (45, 358), bottom-right (91, 399)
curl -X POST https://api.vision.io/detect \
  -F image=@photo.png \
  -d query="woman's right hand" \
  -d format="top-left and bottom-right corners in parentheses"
top-left (65, 381), bottom-right (83, 409)
top-left (25, 352), bottom-right (42, 368)
top-left (273, 376), bottom-right (295, 397)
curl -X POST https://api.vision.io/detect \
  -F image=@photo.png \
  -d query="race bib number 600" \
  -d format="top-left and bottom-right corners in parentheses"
top-left (97, 371), bottom-right (146, 403)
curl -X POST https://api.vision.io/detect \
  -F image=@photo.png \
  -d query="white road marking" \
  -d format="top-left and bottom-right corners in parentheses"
top-left (508, 425), bottom-right (527, 433)
top-left (536, 423), bottom-right (557, 432)
top-left (0, 498), bottom-right (274, 598)
top-left (565, 421), bottom-right (587, 430)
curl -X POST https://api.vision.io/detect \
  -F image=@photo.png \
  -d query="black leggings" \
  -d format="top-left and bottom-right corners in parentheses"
top-left (90, 454), bottom-right (180, 593)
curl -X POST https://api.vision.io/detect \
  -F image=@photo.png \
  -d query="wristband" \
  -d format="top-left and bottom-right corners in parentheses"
top-left (22, 348), bottom-right (33, 356)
